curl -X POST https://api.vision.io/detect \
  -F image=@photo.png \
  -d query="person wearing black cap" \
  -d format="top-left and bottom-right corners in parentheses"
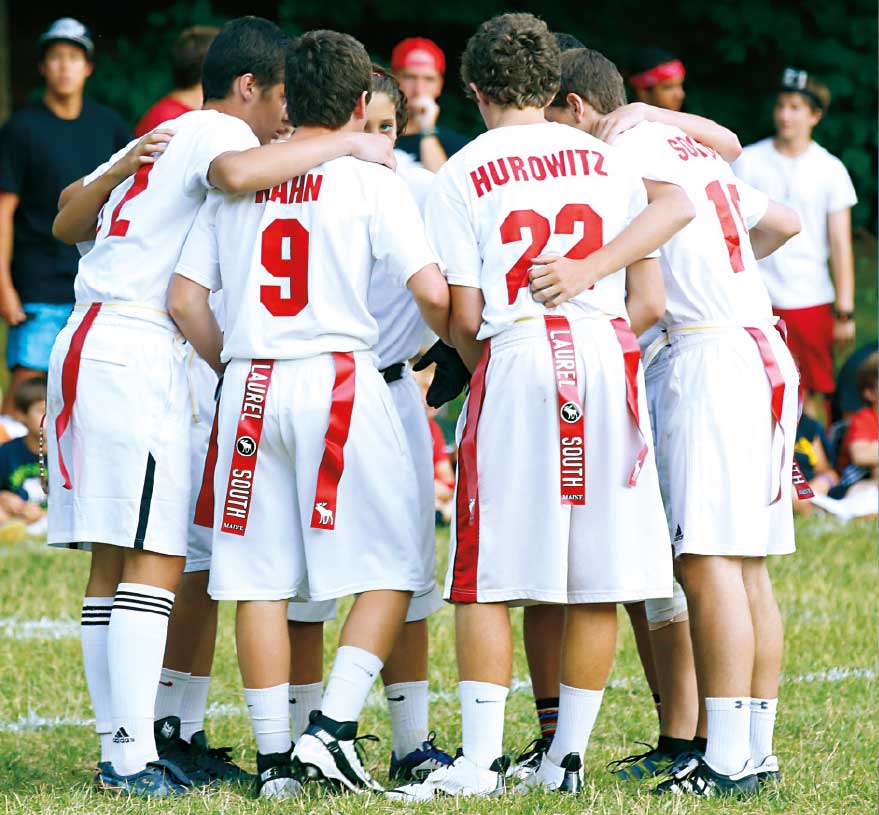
top-left (627, 47), bottom-right (686, 112)
top-left (0, 18), bottom-right (129, 410)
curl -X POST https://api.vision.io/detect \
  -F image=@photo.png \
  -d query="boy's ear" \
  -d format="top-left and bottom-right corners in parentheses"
top-left (236, 73), bottom-right (257, 102)
top-left (353, 91), bottom-right (369, 121)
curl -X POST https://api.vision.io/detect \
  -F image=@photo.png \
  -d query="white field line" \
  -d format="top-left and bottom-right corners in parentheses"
top-left (0, 616), bottom-right (78, 640)
top-left (1, 667), bottom-right (874, 733)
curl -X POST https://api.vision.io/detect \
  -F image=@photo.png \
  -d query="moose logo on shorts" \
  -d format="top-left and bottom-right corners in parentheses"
top-left (560, 401), bottom-right (582, 423)
top-left (236, 436), bottom-right (257, 456)
top-left (314, 502), bottom-right (334, 525)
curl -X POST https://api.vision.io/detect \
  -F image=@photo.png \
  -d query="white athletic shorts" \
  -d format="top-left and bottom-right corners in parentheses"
top-left (207, 353), bottom-right (431, 602)
top-left (46, 305), bottom-right (191, 556)
top-left (184, 350), bottom-right (219, 573)
top-left (445, 315), bottom-right (672, 605)
top-left (286, 365), bottom-right (442, 623)
top-left (658, 323), bottom-right (798, 558)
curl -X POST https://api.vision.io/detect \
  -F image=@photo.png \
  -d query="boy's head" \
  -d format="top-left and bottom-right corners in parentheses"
top-left (173, 25), bottom-right (219, 91)
top-left (13, 377), bottom-right (47, 435)
top-left (774, 68), bottom-right (830, 143)
top-left (856, 351), bottom-right (878, 407)
top-left (38, 18), bottom-right (94, 98)
top-left (201, 16), bottom-right (288, 144)
top-left (392, 37), bottom-right (446, 107)
top-left (627, 47), bottom-right (685, 111)
top-left (462, 13), bottom-right (560, 116)
top-left (553, 32), bottom-right (586, 51)
top-left (285, 30), bottom-right (372, 131)
top-left (546, 47), bottom-right (626, 131)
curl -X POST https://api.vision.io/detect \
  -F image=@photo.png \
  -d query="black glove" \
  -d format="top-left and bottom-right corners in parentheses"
top-left (413, 340), bottom-right (471, 408)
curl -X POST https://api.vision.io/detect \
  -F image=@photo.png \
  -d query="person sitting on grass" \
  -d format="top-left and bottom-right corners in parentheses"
top-left (792, 410), bottom-right (839, 515)
top-left (0, 376), bottom-right (48, 537)
top-left (834, 351), bottom-right (878, 497)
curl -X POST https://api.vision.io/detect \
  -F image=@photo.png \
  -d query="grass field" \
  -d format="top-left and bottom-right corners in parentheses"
top-left (0, 516), bottom-right (875, 814)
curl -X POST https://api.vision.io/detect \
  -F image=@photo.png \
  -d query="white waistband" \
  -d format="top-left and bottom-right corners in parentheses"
top-left (489, 312), bottom-right (619, 351)
top-left (73, 302), bottom-right (178, 333)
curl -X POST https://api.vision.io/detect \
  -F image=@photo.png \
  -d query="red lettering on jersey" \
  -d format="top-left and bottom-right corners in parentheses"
top-left (268, 183), bottom-right (288, 204)
top-left (304, 174), bottom-right (323, 203)
top-left (470, 165), bottom-right (491, 198)
top-left (574, 149), bottom-right (591, 174)
top-left (107, 163), bottom-right (155, 238)
top-left (668, 137), bottom-right (689, 161)
top-left (543, 151), bottom-right (567, 177)
top-left (508, 156), bottom-right (529, 181)
top-left (488, 159), bottom-right (510, 186)
top-left (500, 209), bottom-right (550, 304)
top-left (288, 175), bottom-right (305, 203)
top-left (260, 217), bottom-right (310, 316)
top-left (566, 150), bottom-right (577, 174)
top-left (706, 180), bottom-right (745, 273)
top-left (591, 150), bottom-right (608, 176)
top-left (528, 156), bottom-right (547, 181)
top-left (255, 188), bottom-right (269, 204)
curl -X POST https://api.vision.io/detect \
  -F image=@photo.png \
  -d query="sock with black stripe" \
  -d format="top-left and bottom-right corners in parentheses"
top-left (107, 583), bottom-right (174, 776)
top-left (81, 597), bottom-right (114, 761)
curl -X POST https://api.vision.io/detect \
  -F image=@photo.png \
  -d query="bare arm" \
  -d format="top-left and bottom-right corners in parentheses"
top-left (58, 178), bottom-right (84, 210)
top-left (530, 181), bottom-right (694, 308)
top-left (207, 132), bottom-right (396, 194)
top-left (749, 199), bottom-right (801, 260)
top-left (828, 207), bottom-right (856, 348)
top-left (595, 102), bottom-right (742, 162)
top-left (0, 192), bottom-right (24, 325)
top-left (167, 274), bottom-right (224, 375)
top-left (406, 263), bottom-right (451, 344)
top-left (449, 284), bottom-right (485, 372)
top-left (418, 135), bottom-right (449, 173)
top-left (849, 439), bottom-right (878, 469)
top-left (625, 258), bottom-right (665, 336)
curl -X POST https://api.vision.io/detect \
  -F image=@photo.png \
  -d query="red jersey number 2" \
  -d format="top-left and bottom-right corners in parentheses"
top-left (501, 204), bottom-right (603, 304)
top-left (107, 163), bottom-right (155, 237)
top-left (260, 218), bottom-right (309, 317)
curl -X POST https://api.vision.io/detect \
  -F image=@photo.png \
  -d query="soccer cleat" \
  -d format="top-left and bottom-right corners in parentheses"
top-left (94, 759), bottom-right (193, 797)
top-left (653, 755), bottom-right (758, 797)
top-left (292, 710), bottom-right (383, 793)
top-left (389, 731), bottom-right (455, 781)
top-left (514, 751), bottom-right (583, 793)
top-left (386, 753), bottom-right (508, 802)
top-left (506, 736), bottom-right (551, 781)
top-left (154, 716), bottom-right (213, 786)
top-left (255, 747), bottom-right (301, 799)
top-left (188, 730), bottom-right (255, 784)
top-left (754, 754), bottom-right (782, 785)
top-left (606, 742), bottom-right (676, 780)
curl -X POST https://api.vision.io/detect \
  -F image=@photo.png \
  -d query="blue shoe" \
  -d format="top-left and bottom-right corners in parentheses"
top-left (94, 759), bottom-right (193, 797)
top-left (607, 742), bottom-right (677, 781)
top-left (389, 732), bottom-right (454, 782)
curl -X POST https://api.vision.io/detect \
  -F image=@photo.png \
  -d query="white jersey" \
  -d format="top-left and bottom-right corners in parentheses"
top-left (616, 122), bottom-right (773, 326)
top-left (369, 152), bottom-right (434, 369)
top-left (425, 121), bottom-right (651, 340)
top-left (175, 155), bottom-right (437, 361)
top-left (74, 110), bottom-right (258, 313)
top-left (733, 137), bottom-right (857, 309)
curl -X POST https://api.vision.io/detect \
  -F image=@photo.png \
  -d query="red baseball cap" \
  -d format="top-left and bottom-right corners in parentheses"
top-left (391, 37), bottom-right (445, 76)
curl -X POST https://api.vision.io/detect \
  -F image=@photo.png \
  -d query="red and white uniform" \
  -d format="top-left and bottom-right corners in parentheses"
top-left (175, 156), bottom-right (438, 602)
top-left (426, 121), bottom-right (671, 604)
top-left (46, 110), bottom-right (257, 555)
top-left (617, 122), bottom-right (799, 558)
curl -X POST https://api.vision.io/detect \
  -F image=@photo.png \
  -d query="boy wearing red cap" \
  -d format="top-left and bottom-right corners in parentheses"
top-left (392, 37), bottom-right (468, 171)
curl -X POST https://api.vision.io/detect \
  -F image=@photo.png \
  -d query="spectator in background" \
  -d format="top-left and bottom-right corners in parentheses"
top-left (412, 360), bottom-right (455, 524)
top-left (835, 352), bottom-right (878, 492)
top-left (734, 68), bottom-right (857, 420)
top-left (627, 47), bottom-right (686, 111)
top-left (793, 411), bottom-right (838, 514)
top-left (134, 26), bottom-right (220, 136)
top-left (391, 37), bottom-right (468, 171)
top-left (0, 18), bottom-right (129, 412)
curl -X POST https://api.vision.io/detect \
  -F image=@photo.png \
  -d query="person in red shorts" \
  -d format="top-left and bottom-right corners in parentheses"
top-left (734, 68), bottom-right (857, 419)
top-left (135, 27), bottom-right (219, 136)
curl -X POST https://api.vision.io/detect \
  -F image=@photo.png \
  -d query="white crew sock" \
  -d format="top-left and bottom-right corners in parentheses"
top-left (107, 583), bottom-right (175, 776)
top-left (81, 597), bottom-right (114, 762)
top-left (245, 684), bottom-right (291, 755)
top-left (321, 646), bottom-right (383, 724)
top-left (289, 681), bottom-right (323, 741)
top-left (459, 680), bottom-right (508, 769)
top-left (547, 683), bottom-right (604, 766)
top-left (154, 667), bottom-right (190, 721)
top-left (704, 696), bottom-right (753, 776)
top-left (180, 676), bottom-right (211, 742)
top-left (385, 680), bottom-right (429, 757)
top-left (750, 697), bottom-right (778, 765)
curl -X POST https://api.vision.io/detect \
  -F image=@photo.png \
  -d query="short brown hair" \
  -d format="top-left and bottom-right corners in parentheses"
top-left (856, 351), bottom-right (878, 395)
top-left (173, 26), bottom-right (219, 89)
top-left (286, 30), bottom-right (372, 130)
top-left (13, 376), bottom-right (47, 414)
top-left (552, 48), bottom-right (626, 114)
top-left (371, 64), bottom-right (409, 135)
top-left (462, 13), bottom-right (560, 110)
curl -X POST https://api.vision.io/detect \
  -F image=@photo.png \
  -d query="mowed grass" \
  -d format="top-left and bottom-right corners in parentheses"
top-left (0, 516), bottom-right (876, 814)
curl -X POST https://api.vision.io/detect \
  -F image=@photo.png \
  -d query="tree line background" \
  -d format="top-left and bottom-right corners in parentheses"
top-left (5, 0), bottom-right (878, 231)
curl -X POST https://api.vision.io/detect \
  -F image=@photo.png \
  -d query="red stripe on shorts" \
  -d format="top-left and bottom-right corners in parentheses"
top-left (450, 341), bottom-right (491, 603)
top-left (544, 315), bottom-right (585, 505)
top-left (193, 402), bottom-right (221, 528)
top-left (776, 319), bottom-right (815, 500)
top-left (220, 361), bottom-right (273, 536)
top-left (610, 318), bottom-right (649, 486)
top-left (310, 352), bottom-right (356, 531)
top-left (55, 303), bottom-right (102, 489)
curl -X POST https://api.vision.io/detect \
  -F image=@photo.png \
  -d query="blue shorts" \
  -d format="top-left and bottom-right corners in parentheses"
top-left (6, 303), bottom-right (73, 371)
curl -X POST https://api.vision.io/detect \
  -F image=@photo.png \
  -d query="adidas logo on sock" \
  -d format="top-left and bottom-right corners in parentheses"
top-left (112, 727), bottom-right (134, 744)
